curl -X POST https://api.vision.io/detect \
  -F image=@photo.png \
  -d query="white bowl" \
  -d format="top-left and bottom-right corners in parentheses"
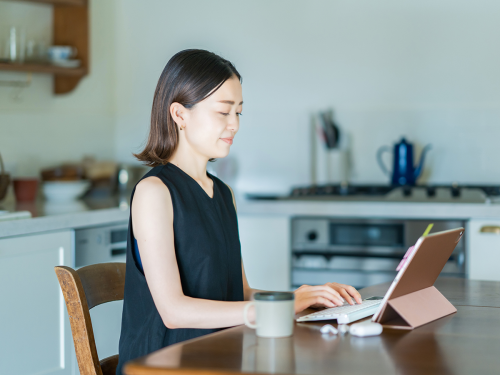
top-left (42, 180), bottom-right (91, 202)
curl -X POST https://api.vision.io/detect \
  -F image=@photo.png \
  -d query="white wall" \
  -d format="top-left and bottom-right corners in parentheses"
top-left (0, 0), bottom-right (116, 177)
top-left (113, 0), bottom-right (500, 194)
top-left (2, 0), bottom-right (500, 192)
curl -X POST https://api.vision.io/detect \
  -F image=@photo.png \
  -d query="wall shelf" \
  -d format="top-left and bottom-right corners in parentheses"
top-left (1, 0), bottom-right (89, 94)
top-left (0, 62), bottom-right (86, 76)
top-left (11, 0), bottom-right (85, 7)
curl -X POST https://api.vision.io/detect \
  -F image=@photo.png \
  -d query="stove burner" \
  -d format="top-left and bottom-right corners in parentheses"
top-left (284, 183), bottom-right (500, 203)
top-left (290, 185), bottom-right (394, 197)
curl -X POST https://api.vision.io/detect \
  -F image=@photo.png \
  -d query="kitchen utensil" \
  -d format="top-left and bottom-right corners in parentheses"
top-left (319, 109), bottom-right (340, 149)
top-left (13, 178), bottom-right (38, 201)
top-left (0, 153), bottom-right (10, 201)
top-left (377, 137), bottom-right (432, 186)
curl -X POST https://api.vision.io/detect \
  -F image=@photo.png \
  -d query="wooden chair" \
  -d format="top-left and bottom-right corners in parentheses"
top-left (55, 263), bottom-right (126, 375)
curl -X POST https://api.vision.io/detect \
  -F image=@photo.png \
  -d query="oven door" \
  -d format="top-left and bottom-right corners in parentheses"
top-left (291, 218), bottom-right (465, 289)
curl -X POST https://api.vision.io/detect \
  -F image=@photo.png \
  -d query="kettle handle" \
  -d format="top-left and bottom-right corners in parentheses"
top-left (377, 146), bottom-right (391, 177)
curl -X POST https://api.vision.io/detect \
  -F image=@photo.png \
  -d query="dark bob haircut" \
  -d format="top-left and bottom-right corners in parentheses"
top-left (134, 49), bottom-right (242, 167)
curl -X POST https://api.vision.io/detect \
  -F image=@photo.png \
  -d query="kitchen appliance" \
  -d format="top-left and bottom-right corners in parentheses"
top-left (117, 164), bottom-right (150, 193)
top-left (74, 223), bottom-right (128, 364)
top-left (281, 183), bottom-right (500, 204)
top-left (377, 138), bottom-right (432, 186)
top-left (291, 217), bottom-right (466, 289)
top-left (75, 223), bottom-right (128, 267)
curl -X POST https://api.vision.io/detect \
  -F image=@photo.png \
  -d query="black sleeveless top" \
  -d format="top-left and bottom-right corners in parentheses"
top-left (116, 163), bottom-right (244, 375)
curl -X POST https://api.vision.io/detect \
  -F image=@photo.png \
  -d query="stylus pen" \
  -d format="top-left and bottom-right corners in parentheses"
top-left (396, 224), bottom-right (434, 271)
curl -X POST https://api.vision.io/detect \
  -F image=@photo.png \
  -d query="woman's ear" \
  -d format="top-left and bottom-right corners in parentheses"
top-left (170, 102), bottom-right (187, 130)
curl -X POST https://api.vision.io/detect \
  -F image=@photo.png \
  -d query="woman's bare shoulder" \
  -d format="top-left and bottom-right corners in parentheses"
top-left (133, 176), bottom-right (172, 209)
top-left (136, 176), bottom-right (169, 194)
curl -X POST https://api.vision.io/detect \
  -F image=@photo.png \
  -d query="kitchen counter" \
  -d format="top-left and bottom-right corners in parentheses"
top-left (237, 198), bottom-right (500, 219)
top-left (0, 194), bottom-right (130, 238)
top-left (3, 193), bottom-right (500, 239)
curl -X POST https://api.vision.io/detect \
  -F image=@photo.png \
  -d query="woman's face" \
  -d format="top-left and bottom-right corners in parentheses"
top-left (182, 75), bottom-right (243, 159)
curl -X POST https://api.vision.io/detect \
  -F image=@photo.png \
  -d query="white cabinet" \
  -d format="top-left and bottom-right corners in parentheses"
top-left (0, 230), bottom-right (75, 375)
top-left (238, 215), bottom-right (291, 291)
top-left (468, 219), bottom-right (500, 281)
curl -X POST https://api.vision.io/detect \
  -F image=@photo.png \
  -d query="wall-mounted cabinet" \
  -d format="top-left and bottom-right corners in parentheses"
top-left (1, 0), bottom-right (89, 94)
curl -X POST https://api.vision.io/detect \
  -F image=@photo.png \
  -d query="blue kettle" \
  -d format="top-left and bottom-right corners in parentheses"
top-left (377, 138), bottom-right (432, 186)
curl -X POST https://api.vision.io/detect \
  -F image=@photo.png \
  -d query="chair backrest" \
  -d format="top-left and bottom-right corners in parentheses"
top-left (55, 262), bottom-right (126, 375)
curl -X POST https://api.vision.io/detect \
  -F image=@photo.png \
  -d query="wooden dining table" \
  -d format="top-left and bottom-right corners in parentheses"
top-left (123, 278), bottom-right (500, 375)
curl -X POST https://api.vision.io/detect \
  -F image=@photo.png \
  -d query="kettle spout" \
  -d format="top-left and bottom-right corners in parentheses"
top-left (414, 144), bottom-right (432, 180)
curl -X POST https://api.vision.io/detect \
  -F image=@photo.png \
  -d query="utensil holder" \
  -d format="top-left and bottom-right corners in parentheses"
top-left (325, 149), bottom-right (348, 184)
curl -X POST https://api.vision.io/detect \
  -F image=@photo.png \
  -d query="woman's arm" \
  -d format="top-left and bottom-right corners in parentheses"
top-left (133, 177), bottom-right (253, 329)
top-left (226, 184), bottom-right (362, 310)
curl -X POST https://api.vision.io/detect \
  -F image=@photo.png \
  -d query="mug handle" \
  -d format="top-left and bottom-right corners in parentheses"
top-left (243, 301), bottom-right (257, 329)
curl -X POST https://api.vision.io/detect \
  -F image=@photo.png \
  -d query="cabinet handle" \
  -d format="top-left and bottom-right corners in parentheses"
top-left (480, 226), bottom-right (500, 234)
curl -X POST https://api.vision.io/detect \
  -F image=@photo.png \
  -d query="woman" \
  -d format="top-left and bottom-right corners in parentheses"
top-left (116, 49), bottom-right (362, 375)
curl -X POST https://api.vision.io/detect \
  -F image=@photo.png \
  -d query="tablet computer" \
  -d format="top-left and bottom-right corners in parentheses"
top-left (371, 227), bottom-right (464, 329)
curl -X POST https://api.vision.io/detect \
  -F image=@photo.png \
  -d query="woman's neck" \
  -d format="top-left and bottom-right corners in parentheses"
top-left (169, 146), bottom-right (209, 182)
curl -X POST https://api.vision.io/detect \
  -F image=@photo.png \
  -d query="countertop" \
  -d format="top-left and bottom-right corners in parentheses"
top-left (3, 193), bottom-right (500, 239)
top-left (0, 194), bottom-right (130, 238)
top-left (237, 197), bottom-right (500, 219)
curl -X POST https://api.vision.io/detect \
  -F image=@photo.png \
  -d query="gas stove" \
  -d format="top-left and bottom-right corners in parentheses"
top-left (247, 184), bottom-right (500, 203)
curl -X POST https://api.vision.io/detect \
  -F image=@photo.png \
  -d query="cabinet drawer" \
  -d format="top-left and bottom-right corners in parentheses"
top-left (468, 220), bottom-right (500, 281)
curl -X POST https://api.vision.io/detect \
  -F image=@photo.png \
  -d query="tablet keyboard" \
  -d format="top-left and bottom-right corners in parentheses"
top-left (297, 299), bottom-right (382, 324)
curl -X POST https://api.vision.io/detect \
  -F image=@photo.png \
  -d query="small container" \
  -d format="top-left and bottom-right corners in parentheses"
top-left (13, 178), bottom-right (38, 202)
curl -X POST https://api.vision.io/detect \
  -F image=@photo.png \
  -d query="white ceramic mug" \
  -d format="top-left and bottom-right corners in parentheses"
top-left (244, 292), bottom-right (295, 338)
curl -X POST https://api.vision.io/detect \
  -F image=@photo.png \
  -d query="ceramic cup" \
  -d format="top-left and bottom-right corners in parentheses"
top-left (47, 46), bottom-right (77, 61)
top-left (244, 292), bottom-right (295, 338)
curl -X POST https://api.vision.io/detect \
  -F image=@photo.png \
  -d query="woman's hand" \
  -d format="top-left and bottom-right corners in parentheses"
top-left (294, 283), bottom-right (363, 314)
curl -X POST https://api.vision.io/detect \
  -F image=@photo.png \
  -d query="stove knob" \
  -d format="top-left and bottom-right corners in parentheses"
top-left (403, 186), bottom-right (412, 197)
top-left (451, 183), bottom-right (461, 198)
top-left (307, 231), bottom-right (318, 241)
top-left (427, 186), bottom-right (436, 197)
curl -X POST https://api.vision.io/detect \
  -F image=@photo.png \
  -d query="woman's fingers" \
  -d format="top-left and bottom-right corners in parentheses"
top-left (305, 285), bottom-right (344, 301)
top-left (308, 287), bottom-right (344, 306)
top-left (294, 287), bottom-right (344, 311)
top-left (344, 285), bottom-right (363, 304)
top-left (295, 296), bottom-right (334, 313)
top-left (325, 283), bottom-right (363, 305)
top-left (338, 288), bottom-right (354, 305)
top-left (306, 296), bottom-right (336, 309)
top-left (294, 283), bottom-right (362, 313)
top-left (310, 290), bottom-right (344, 306)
